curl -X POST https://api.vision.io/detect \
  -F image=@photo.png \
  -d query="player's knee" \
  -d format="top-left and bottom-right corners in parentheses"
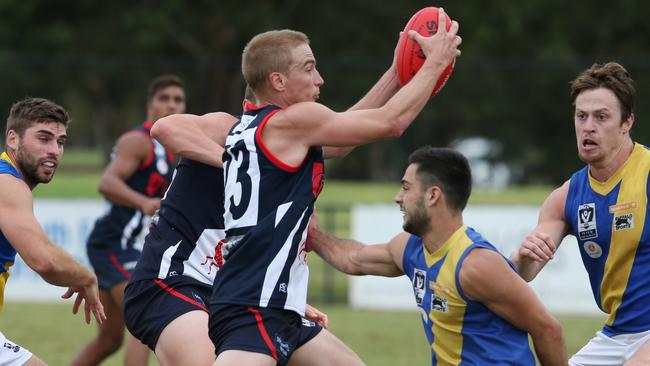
top-left (99, 333), bottom-right (124, 354)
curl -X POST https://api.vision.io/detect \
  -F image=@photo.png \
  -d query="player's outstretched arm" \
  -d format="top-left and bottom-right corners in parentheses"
top-left (270, 10), bottom-right (461, 154)
top-left (0, 175), bottom-right (105, 324)
top-left (510, 181), bottom-right (570, 281)
top-left (98, 132), bottom-right (160, 215)
top-left (306, 212), bottom-right (406, 277)
top-left (460, 249), bottom-right (567, 366)
top-left (324, 33), bottom-right (402, 159)
top-left (151, 112), bottom-right (237, 167)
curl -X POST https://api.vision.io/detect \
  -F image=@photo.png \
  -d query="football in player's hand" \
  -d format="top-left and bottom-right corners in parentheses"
top-left (396, 6), bottom-right (456, 96)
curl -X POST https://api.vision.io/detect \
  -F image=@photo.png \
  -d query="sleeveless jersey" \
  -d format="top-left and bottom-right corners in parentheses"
top-left (130, 157), bottom-right (226, 285)
top-left (0, 152), bottom-right (23, 313)
top-left (402, 226), bottom-right (535, 365)
top-left (211, 104), bottom-right (325, 316)
top-left (86, 122), bottom-right (174, 252)
top-left (564, 142), bottom-right (650, 336)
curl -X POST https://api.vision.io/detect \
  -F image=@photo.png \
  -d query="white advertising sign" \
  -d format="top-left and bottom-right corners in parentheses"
top-left (350, 204), bottom-right (602, 315)
top-left (4, 199), bottom-right (106, 302)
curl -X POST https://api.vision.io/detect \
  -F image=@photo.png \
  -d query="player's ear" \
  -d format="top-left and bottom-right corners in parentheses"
top-left (426, 186), bottom-right (442, 207)
top-left (268, 72), bottom-right (286, 92)
top-left (622, 113), bottom-right (634, 134)
top-left (6, 129), bottom-right (19, 150)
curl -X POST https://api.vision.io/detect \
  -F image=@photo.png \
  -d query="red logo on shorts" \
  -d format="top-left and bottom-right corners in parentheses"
top-left (201, 240), bottom-right (225, 275)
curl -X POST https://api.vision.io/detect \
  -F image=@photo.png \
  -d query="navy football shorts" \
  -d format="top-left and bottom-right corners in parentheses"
top-left (124, 275), bottom-right (211, 350)
top-left (208, 304), bottom-right (322, 365)
top-left (87, 246), bottom-right (140, 289)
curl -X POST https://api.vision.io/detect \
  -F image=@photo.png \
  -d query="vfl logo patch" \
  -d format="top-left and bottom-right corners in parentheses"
top-left (583, 241), bottom-right (603, 259)
top-left (614, 213), bottom-right (634, 231)
top-left (413, 269), bottom-right (426, 305)
top-left (577, 203), bottom-right (598, 240)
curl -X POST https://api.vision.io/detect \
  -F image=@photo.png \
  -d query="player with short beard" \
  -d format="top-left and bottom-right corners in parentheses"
top-left (307, 146), bottom-right (566, 365)
top-left (0, 97), bottom-right (105, 366)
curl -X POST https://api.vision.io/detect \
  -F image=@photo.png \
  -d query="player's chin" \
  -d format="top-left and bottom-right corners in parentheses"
top-left (577, 150), bottom-right (601, 164)
top-left (37, 172), bottom-right (56, 184)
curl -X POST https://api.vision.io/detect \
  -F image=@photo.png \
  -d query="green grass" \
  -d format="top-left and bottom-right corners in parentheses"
top-left (0, 302), bottom-right (604, 366)
top-left (32, 172), bottom-right (555, 204)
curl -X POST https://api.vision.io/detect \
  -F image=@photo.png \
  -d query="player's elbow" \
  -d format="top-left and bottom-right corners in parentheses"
top-left (97, 176), bottom-right (116, 198)
top-left (384, 116), bottom-right (409, 139)
top-left (150, 117), bottom-right (176, 148)
top-left (532, 316), bottom-right (564, 345)
top-left (27, 255), bottom-right (57, 277)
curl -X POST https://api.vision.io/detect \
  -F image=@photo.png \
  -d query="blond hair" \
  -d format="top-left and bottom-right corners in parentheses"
top-left (242, 29), bottom-right (309, 93)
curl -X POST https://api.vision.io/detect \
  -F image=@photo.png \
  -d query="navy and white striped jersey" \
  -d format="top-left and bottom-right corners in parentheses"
top-left (130, 157), bottom-right (226, 285)
top-left (87, 122), bottom-right (174, 252)
top-left (211, 104), bottom-right (325, 316)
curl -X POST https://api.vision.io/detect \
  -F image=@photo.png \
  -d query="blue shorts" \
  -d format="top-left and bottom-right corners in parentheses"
top-left (123, 276), bottom-right (211, 350)
top-left (208, 304), bottom-right (322, 365)
top-left (87, 246), bottom-right (140, 289)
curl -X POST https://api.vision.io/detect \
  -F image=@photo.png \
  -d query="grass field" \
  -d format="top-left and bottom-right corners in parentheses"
top-left (9, 149), bottom-right (600, 365)
top-left (0, 302), bottom-right (604, 366)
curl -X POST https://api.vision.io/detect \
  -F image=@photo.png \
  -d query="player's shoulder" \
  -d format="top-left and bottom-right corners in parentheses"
top-left (113, 128), bottom-right (153, 156)
top-left (203, 111), bottom-right (237, 124)
top-left (548, 181), bottom-right (570, 205)
top-left (459, 247), bottom-right (510, 285)
top-left (0, 173), bottom-right (32, 208)
top-left (275, 102), bottom-right (332, 126)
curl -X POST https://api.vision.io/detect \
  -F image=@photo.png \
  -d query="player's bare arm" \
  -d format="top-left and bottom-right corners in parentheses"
top-left (152, 112), bottom-right (237, 167)
top-left (511, 181), bottom-right (570, 281)
top-left (0, 174), bottom-right (105, 324)
top-left (324, 34), bottom-right (401, 159)
top-left (98, 132), bottom-right (160, 215)
top-left (264, 11), bottom-right (461, 166)
top-left (307, 214), bottom-right (406, 276)
top-left (459, 248), bottom-right (567, 366)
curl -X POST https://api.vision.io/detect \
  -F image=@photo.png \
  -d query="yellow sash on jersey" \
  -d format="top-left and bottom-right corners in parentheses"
top-left (589, 144), bottom-right (649, 325)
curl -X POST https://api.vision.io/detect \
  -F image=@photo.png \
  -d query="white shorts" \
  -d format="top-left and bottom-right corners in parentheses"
top-left (0, 331), bottom-right (33, 366)
top-left (570, 329), bottom-right (650, 366)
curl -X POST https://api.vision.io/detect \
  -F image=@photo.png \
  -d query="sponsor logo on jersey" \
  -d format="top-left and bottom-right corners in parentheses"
top-left (301, 318), bottom-right (316, 327)
top-left (577, 203), bottom-right (598, 240)
top-left (583, 241), bottom-right (603, 259)
top-left (312, 162), bottom-right (325, 198)
top-left (279, 283), bottom-right (287, 293)
top-left (201, 239), bottom-right (226, 275)
top-left (413, 268), bottom-right (426, 305)
top-left (431, 294), bottom-right (449, 313)
top-left (609, 202), bottom-right (637, 213)
top-left (233, 115), bottom-right (255, 133)
top-left (614, 213), bottom-right (634, 231)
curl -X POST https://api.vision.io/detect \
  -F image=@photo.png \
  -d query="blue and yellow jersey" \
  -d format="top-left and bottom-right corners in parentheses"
top-left (564, 142), bottom-right (650, 336)
top-left (402, 225), bottom-right (534, 365)
top-left (0, 152), bottom-right (23, 312)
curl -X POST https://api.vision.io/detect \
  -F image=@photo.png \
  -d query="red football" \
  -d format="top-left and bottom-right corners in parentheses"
top-left (396, 7), bottom-right (456, 96)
